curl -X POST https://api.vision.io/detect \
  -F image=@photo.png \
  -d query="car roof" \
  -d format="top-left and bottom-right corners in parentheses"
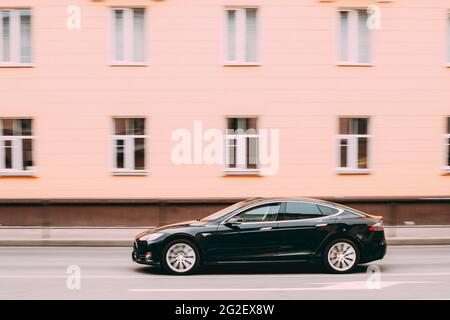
top-left (246, 197), bottom-right (336, 205)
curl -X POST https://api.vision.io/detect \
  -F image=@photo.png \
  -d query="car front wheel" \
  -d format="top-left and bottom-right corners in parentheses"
top-left (161, 239), bottom-right (200, 275)
top-left (323, 239), bottom-right (359, 274)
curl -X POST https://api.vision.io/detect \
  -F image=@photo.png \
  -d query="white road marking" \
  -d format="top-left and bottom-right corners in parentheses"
top-left (128, 281), bottom-right (437, 293)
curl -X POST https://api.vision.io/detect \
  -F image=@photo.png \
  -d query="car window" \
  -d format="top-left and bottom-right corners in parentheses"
top-left (235, 203), bottom-right (280, 223)
top-left (278, 202), bottom-right (322, 221)
top-left (318, 205), bottom-right (339, 216)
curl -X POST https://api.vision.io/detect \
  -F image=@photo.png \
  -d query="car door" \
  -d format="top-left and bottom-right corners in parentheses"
top-left (275, 201), bottom-right (338, 260)
top-left (206, 202), bottom-right (281, 262)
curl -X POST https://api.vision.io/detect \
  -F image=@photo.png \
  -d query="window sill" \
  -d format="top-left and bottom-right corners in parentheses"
top-left (223, 169), bottom-right (261, 176)
top-left (112, 171), bottom-right (148, 176)
top-left (336, 169), bottom-right (371, 175)
top-left (336, 62), bottom-right (373, 67)
top-left (0, 171), bottom-right (36, 177)
top-left (0, 63), bottom-right (34, 68)
top-left (223, 62), bottom-right (261, 67)
top-left (445, 64), bottom-right (450, 68)
top-left (109, 62), bottom-right (148, 67)
top-left (442, 167), bottom-right (450, 174)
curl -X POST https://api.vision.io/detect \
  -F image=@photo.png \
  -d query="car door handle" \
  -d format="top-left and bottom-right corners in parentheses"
top-left (315, 223), bottom-right (327, 227)
top-left (259, 227), bottom-right (272, 231)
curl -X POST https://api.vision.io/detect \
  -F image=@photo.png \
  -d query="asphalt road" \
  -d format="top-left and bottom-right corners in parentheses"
top-left (0, 245), bottom-right (449, 299)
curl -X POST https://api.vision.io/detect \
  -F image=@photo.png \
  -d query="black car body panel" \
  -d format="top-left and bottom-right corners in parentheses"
top-left (132, 198), bottom-right (387, 269)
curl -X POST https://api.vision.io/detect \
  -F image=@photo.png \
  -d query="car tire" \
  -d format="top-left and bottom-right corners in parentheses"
top-left (322, 239), bottom-right (360, 274)
top-left (161, 239), bottom-right (200, 275)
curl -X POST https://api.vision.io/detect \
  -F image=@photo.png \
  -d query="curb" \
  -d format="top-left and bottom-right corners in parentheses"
top-left (0, 240), bottom-right (133, 247)
top-left (1, 238), bottom-right (450, 247)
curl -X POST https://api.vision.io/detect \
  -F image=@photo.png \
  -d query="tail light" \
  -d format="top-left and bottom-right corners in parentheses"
top-left (369, 221), bottom-right (384, 231)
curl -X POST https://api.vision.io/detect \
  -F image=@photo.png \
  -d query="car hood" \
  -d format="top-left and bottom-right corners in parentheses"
top-left (136, 220), bottom-right (209, 238)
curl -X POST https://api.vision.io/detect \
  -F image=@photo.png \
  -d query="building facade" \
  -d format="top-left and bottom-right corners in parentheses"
top-left (0, 0), bottom-right (449, 226)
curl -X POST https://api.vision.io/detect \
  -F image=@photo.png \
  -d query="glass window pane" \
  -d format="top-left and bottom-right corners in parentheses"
top-left (115, 139), bottom-right (124, 169)
top-left (245, 8), bottom-right (257, 62)
top-left (318, 205), bottom-right (339, 216)
top-left (22, 138), bottom-right (33, 170)
top-left (133, 8), bottom-right (145, 62)
top-left (447, 138), bottom-right (450, 166)
top-left (20, 9), bottom-right (32, 63)
top-left (339, 118), bottom-right (350, 134)
top-left (279, 202), bottom-right (322, 221)
top-left (237, 203), bottom-right (280, 222)
top-left (339, 11), bottom-right (349, 61)
top-left (21, 119), bottom-right (32, 136)
top-left (356, 118), bottom-right (368, 134)
top-left (114, 10), bottom-right (124, 61)
top-left (132, 118), bottom-right (145, 135)
top-left (358, 137), bottom-right (368, 169)
top-left (340, 139), bottom-right (348, 167)
top-left (227, 117), bottom-right (257, 132)
top-left (226, 138), bottom-right (236, 168)
top-left (114, 118), bottom-right (126, 135)
top-left (1, 11), bottom-right (11, 62)
top-left (358, 10), bottom-right (371, 63)
top-left (246, 136), bottom-right (258, 169)
top-left (347, 118), bottom-right (368, 134)
top-left (134, 138), bottom-right (145, 170)
top-left (247, 118), bottom-right (257, 131)
top-left (227, 10), bottom-right (236, 61)
top-left (2, 119), bottom-right (13, 136)
top-left (4, 140), bottom-right (12, 168)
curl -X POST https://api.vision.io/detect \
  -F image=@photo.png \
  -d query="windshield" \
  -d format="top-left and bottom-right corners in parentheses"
top-left (200, 199), bottom-right (257, 222)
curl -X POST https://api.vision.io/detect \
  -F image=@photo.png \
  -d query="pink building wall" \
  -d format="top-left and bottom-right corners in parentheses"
top-left (0, 0), bottom-right (449, 199)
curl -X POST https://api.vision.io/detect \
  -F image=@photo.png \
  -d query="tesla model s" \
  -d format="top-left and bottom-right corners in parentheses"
top-left (132, 197), bottom-right (387, 274)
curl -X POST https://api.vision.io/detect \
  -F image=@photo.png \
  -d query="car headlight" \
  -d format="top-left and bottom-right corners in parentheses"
top-left (139, 233), bottom-right (164, 242)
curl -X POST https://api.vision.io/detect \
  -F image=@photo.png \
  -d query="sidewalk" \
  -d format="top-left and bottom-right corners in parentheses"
top-left (1, 225), bottom-right (450, 246)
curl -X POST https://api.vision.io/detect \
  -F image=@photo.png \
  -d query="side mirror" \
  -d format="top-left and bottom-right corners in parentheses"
top-left (225, 216), bottom-right (242, 226)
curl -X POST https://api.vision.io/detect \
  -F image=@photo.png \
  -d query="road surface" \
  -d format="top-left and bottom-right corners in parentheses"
top-left (1, 245), bottom-right (449, 299)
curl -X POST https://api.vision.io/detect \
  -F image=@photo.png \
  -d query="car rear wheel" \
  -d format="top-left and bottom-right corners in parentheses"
top-left (323, 239), bottom-right (359, 274)
top-left (161, 239), bottom-right (200, 275)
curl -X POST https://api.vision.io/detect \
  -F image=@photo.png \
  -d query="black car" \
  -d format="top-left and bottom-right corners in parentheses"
top-left (132, 197), bottom-right (386, 274)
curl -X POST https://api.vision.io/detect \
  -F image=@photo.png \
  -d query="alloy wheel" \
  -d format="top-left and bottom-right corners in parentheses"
top-left (165, 242), bottom-right (197, 273)
top-left (327, 241), bottom-right (357, 272)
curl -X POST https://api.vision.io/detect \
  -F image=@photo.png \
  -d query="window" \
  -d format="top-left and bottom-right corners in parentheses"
top-left (337, 117), bottom-right (371, 173)
top-left (0, 119), bottom-right (34, 175)
top-left (445, 117), bottom-right (450, 171)
top-left (0, 9), bottom-right (32, 65)
top-left (225, 117), bottom-right (259, 174)
top-left (111, 8), bottom-right (146, 64)
top-left (277, 202), bottom-right (323, 221)
top-left (112, 118), bottom-right (146, 174)
top-left (234, 203), bottom-right (280, 223)
top-left (318, 205), bottom-right (339, 216)
top-left (338, 9), bottom-right (371, 64)
top-left (225, 8), bottom-right (258, 64)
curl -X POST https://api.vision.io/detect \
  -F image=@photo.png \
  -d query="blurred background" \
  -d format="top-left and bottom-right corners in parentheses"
top-left (0, 0), bottom-right (449, 233)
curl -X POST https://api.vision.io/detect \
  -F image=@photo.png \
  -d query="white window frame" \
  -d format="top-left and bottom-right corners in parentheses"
top-left (0, 119), bottom-right (35, 176)
top-left (223, 7), bottom-right (260, 66)
top-left (224, 117), bottom-right (260, 175)
top-left (111, 117), bottom-right (147, 175)
top-left (336, 118), bottom-right (371, 174)
top-left (337, 9), bottom-right (372, 66)
top-left (110, 7), bottom-right (147, 66)
top-left (0, 8), bottom-right (32, 67)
